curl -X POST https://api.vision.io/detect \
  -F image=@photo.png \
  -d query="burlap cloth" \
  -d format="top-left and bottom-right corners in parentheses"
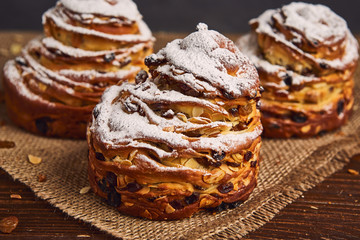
top-left (1, 32), bottom-right (360, 239)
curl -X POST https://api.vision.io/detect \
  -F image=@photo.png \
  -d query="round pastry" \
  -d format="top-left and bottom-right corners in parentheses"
top-left (3, 0), bottom-right (153, 138)
top-left (87, 23), bottom-right (263, 220)
top-left (237, 2), bottom-right (358, 138)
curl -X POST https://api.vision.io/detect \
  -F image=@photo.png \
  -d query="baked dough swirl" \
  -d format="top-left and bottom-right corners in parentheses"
top-left (3, 0), bottom-right (153, 138)
top-left (237, 2), bottom-right (358, 138)
top-left (87, 23), bottom-right (263, 220)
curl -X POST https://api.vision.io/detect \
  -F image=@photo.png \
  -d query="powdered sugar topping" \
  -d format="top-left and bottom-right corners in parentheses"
top-left (91, 83), bottom-right (262, 157)
top-left (278, 2), bottom-right (347, 45)
top-left (60, 0), bottom-right (141, 21)
top-left (250, 3), bottom-right (358, 70)
top-left (148, 23), bottom-right (259, 98)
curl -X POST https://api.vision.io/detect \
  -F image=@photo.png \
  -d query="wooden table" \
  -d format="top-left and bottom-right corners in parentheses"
top-left (0, 156), bottom-right (359, 239)
top-left (0, 32), bottom-right (360, 239)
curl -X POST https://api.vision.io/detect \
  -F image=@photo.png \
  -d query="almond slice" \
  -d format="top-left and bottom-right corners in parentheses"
top-left (10, 194), bottom-right (22, 199)
top-left (28, 155), bottom-right (42, 165)
top-left (80, 186), bottom-right (91, 194)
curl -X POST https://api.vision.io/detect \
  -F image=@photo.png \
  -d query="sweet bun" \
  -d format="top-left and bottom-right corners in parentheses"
top-left (87, 23), bottom-right (263, 220)
top-left (3, 0), bottom-right (153, 138)
top-left (238, 2), bottom-right (358, 138)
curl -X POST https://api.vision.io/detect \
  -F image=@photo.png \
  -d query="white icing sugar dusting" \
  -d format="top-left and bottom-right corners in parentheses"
top-left (43, 5), bottom-right (154, 42)
top-left (42, 37), bottom-right (150, 59)
top-left (5, 37), bottom-right (141, 103)
top-left (237, 33), bottom-right (321, 87)
top-left (250, 3), bottom-right (359, 71)
top-left (59, 67), bottom-right (140, 82)
top-left (278, 2), bottom-right (347, 45)
top-left (3, 61), bottom-right (56, 106)
top-left (60, 0), bottom-right (141, 21)
top-left (149, 23), bottom-right (259, 98)
top-left (23, 39), bottom-right (94, 89)
top-left (91, 84), bottom-right (262, 156)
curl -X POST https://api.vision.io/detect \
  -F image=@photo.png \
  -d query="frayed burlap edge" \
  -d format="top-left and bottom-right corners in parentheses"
top-left (2, 129), bottom-right (359, 240)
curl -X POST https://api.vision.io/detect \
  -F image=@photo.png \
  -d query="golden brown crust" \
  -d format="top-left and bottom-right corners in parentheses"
top-left (3, 0), bottom-right (153, 138)
top-left (87, 24), bottom-right (263, 220)
top-left (3, 64), bottom-right (92, 138)
top-left (88, 136), bottom-right (260, 220)
top-left (238, 3), bottom-right (358, 138)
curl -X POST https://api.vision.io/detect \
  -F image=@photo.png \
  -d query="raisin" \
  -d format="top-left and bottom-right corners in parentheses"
top-left (135, 70), bottom-right (148, 84)
top-left (179, 83), bottom-right (191, 91)
top-left (97, 179), bottom-right (109, 193)
top-left (95, 152), bottom-right (105, 161)
top-left (222, 90), bottom-right (235, 100)
top-left (259, 86), bottom-right (265, 93)
top-left (250, 160), bottom-right (257, 168)
top-left (138, 108), bottom-right (145, 116)
top-left (211, 193), bottom-right (222, 199)
top-left (226, 161), bottom-right (240, 167)
top-left (184, 192), bottom-right (200, 205)
top-left (161, 110), bottom-right (175, 118)
top-left (107, 188), bottom-right (121, 207)
top-left (337, 100), bottom-right (344, 115)
top-left (0, 216), bottom-right (18, 234)
top-left (217, 182), bottom-right (234, 194)
top-left (291, 112), bottom-right (307, 123)
top-left (124, 102), bottom-right (139, 113)
top-left (302, 68), bottom-right (311, 75)
top-left (283, 74), bottom-right (292, 86)
top-left (256, 101), bottom-right (261, 110)
top-left (319, 62), bottom-right (329, 69)
top-left (210, 161), bottom-right (222, 167)
top-left (35, 117), bottom-right (52, 135)
top-left (194, 185), bottom-right (205, 190)
top-left (185, 88), bottom-right (200, 97)
top-left (106, 172), bottom-right (117, 187)
top-left (144, 55), bottom-right (164, 66)
top-left (232, 123), bottom-right (247, 131)
top-left (104, 53), bottom-right (115, 63)
top-left (147, 197), bottom-right (157, 202)
top-left (212, 150), bottom-right (226, 161)
top-left (92, 106), bottom-right (100, 119)
top-left (244, 151), bottom-right (253, 161)
top-left (229, 107), bottom-right (239, 116)
top-left (170, 200), bottom-right (184, 209)
top-left (15, 57), bottom-right (28, 67)
top-left (34, 51), bottom-right (41, 58)
top-left (126, 182), bottom-right (142, 192)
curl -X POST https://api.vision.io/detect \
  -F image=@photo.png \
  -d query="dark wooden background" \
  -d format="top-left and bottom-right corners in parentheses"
top-left (0, 0), bottom-right (360, 33)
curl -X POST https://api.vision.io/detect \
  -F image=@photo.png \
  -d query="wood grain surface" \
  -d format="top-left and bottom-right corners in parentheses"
top-left (0, 155), bottom-right (359, 239)
top-left (0, 32), bottom-right (360, 239)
